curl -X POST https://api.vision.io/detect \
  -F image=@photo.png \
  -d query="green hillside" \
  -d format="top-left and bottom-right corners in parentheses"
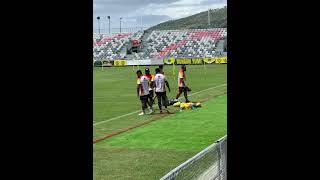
top-left (147, 6), bottom-right (227, 31)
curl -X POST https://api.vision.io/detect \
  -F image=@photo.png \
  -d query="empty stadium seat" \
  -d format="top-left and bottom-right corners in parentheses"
top-left (93, 29), bottom-right (227, 61)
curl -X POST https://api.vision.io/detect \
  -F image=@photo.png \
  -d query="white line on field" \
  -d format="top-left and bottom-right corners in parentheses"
top-left (93, 110), bottom-right (141, 126)
top-left (93, 83), bottom-right (227, 126)
top-left (185, 83), bottom-right (227, 97)
top-left (93, 83), bottom-right (225, 99)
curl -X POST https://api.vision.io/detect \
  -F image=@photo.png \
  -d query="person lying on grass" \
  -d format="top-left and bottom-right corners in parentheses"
top-left (172, 101), bottom-right (202, 111)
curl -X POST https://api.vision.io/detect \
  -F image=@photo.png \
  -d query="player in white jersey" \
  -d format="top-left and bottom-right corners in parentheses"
top-left (154, 68), bottom-right (171, 113)
top-left (136, 70), bottom-right (154, 115)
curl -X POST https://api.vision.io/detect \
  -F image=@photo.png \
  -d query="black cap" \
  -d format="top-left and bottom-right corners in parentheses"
top-left (145, 68), bottom-right (150, 73)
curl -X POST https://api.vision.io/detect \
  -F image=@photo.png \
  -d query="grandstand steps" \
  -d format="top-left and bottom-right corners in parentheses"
top-left (119, 46), bottom-right (127, 58)
top-left (142, 30), bottom-right (152, 43)
top-left (215, 39), bottom-right (225, 53)
top-left (140, 31), bottom-right (152, 53)
top-left (223, 38), bottom-right (227, 52)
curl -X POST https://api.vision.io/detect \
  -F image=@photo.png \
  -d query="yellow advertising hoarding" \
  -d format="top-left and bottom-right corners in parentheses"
top-left (176, 58), bottom-right (192, 65)
top-left (192, 58), bottom-right (203, 64)
top-left (164, 57), bottom-right (175, 65)
top-left (113, 60), bottom-right (127, 66)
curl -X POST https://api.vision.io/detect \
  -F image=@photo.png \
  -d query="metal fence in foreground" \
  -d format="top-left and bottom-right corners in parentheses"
top-left (160, 135), bottom-right (227, 180)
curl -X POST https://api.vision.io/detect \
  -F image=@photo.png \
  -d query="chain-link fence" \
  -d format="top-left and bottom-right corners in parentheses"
top-left (160, 135), bottom-right (227, 180)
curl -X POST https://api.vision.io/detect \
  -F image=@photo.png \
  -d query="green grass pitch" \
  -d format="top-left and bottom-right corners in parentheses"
top-left (93, 64), bottom-right (227, 180)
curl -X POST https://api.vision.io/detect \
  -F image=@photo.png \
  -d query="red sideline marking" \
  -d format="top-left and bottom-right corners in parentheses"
top-left (93, 113), bottom-right (167, 144)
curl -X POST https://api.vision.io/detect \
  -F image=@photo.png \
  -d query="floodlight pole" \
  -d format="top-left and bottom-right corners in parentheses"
top-left (97, 16), bottom-right (101, 34)
top-left (120, 17), bottom-right (122, 33)
top-left (107, 16), bottom-right (111, 35)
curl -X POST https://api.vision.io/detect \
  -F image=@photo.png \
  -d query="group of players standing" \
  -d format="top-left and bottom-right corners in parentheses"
top-left (136, 65), bottom-right (190, 115)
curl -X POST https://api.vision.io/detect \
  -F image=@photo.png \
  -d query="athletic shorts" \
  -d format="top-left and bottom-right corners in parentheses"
top-left (155, 91), bottom-right (167, 97)
top-left (140, 95), bottom-right (149, 102)
top-left (149, 90), bottom-right (154, 97)
top-left (156, 92), bottom-right (168, 107)
top-left (178, 87), bottom-right (188, 93)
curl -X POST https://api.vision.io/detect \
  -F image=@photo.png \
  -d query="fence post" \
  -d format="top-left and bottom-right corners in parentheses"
top-left (217, 136), bottom-right (227, 180)
top-left (216, 139), bottom-right (222, 180)
top-left (225, 139), bottom-right (227, 180)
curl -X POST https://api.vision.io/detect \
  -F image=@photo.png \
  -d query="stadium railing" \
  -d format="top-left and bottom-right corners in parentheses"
top-left (159, 135), bottom-right (227, 180)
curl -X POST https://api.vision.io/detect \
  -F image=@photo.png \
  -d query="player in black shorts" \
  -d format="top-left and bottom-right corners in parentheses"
top-left (154, 68), bottom-right (171, 113)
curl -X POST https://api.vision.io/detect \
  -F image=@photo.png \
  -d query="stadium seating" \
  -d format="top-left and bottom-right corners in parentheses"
top-left (93, 31), bottom-right (144, 61)
top-left (93, 28), bottom-right (227, 61)
top-left (144, 28), bottom-right (227, 59)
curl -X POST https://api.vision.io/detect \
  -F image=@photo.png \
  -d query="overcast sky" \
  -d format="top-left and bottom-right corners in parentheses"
top-left (93, 0), bottom-right (227, 33)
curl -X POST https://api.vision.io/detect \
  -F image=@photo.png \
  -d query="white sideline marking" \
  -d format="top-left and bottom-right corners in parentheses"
top-left (184, 83), bottom-right (227, 97)
top-left (93, 83), bottom-right (227, 126)
top-left (93, 110), bottom-right (141, 126)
